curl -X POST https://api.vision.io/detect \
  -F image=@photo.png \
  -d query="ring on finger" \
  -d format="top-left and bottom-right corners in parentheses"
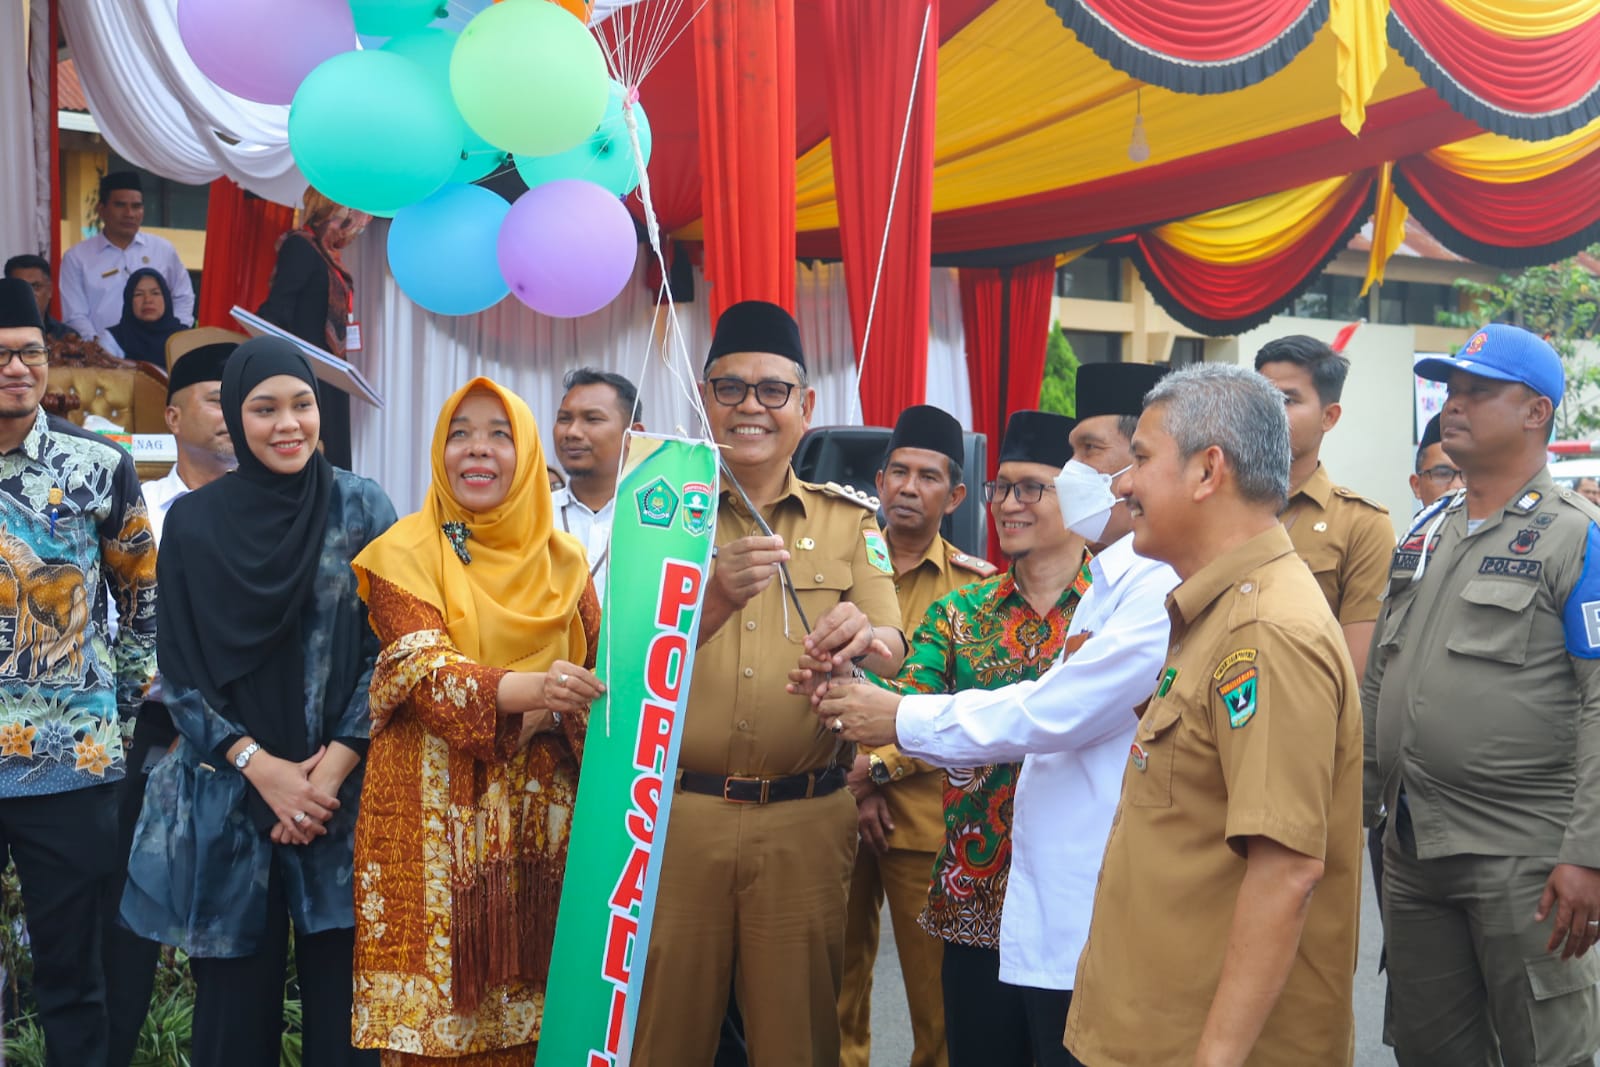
top-left (831, 717), bottom-right (844, 734)
top-left (292, 811), bottom-right (308, 825)
top-left (558, 673), bottom-right (570, 686)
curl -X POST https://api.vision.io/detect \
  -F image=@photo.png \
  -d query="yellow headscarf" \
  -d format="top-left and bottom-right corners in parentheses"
top-left (353, 377), bottom-right (590, 671)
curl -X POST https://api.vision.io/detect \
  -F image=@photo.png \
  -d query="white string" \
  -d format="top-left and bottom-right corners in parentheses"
top-left (847, 1), bottom-right (935, 427)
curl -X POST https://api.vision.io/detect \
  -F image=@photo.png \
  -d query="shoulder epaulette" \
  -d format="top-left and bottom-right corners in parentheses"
top-left (1557, 486), bottom-right (1600, 525)
top-left (949, 551), bottom-right (997, 577)
top-left (812, 480), bottom-right (879, 510)
top-left (1333, 485), bottom-right (1388, 513)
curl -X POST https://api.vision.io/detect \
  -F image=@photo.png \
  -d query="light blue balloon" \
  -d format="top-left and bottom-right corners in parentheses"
top-left (514, 81), bottom-right (653, 197)
top-left (388, 183), bottom-right (510, 315)
top-left (382, 28), bottom-right (506, 185)
top-left (289, 49), bottom-right (459, 216)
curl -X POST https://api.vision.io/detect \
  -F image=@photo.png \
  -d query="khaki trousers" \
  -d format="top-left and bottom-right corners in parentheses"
top-left (634, 788), bottom-right (858, 1067)
top-left (838, 845), bottom-right (947, 1067)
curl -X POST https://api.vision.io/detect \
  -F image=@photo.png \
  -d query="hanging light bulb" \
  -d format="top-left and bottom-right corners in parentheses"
top-left (1128, 87), bottom-right (1151, 164)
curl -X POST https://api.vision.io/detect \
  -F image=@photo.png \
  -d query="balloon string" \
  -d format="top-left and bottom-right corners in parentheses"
top-left (849, 1), bottom-right (934, 428)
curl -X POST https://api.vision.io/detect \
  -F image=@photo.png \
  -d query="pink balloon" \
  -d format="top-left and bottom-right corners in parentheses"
top-left (178, 0), bottom-right (355, 105)
top-left (497, 180), bottom-right (639, 319)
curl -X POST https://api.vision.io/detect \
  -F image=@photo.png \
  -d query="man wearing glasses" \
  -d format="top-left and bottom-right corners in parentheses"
top-left (634, 300), bottom-right (906, 1066)
top-left (1411, 413), bottom-right (1464, 510)
top-left (0, 278), bottom-right (157, 1063)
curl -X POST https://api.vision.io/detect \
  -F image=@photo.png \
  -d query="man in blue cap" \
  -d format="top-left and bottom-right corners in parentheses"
top-left (1365, 323), bottom-right (1600, 1065)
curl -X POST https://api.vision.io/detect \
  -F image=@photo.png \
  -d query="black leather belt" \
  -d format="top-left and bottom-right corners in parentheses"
top-left (678, 767), bottom-right (846, 804)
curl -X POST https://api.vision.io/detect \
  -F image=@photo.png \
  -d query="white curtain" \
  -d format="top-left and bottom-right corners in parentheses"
top-left (0, 1), bottom-right (45, 258)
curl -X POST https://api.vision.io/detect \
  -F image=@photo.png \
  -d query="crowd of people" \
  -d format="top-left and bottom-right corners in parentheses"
top-left (0, 234), bottom-right (1595, 1067)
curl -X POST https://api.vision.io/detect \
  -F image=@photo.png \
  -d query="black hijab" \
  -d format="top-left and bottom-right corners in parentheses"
top-left (108, 268), bottom-right (185, 366)
top-left (157, 336), bottom-right (333, 829)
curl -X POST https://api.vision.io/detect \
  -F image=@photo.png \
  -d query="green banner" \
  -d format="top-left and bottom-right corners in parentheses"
top-left (536, 434), bottom-right (718, 1067)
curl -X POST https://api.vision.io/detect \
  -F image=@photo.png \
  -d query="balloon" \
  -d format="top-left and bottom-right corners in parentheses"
top-left (177, 0), bottom-right (353, 105)
top-left (514, 81), bottom-right (652, 197)
top-left (350, 0), bottom-right (446, 37)
top-left (545, 0), bottom-right (594, 22)
top-left (497, 180), bottom-right (638, 318)
top-left (389, 185), bottom-right (511, 315)
top-left (381, 29), bottom-right (507, 185)
top-left (290, 50), bottom-right (461, 216)
top-left (450, 0), bottom-right (610, 157)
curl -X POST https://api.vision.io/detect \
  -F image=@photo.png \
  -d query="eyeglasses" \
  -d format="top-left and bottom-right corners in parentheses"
top-left (0, 346), bottom-right (50, 368)
top-left (982, 479), bottom-right (1056, 504)
top-left (707, 377), bottom-right (798, 409)
top-left (1418, 465), bottom-right (1463, 485)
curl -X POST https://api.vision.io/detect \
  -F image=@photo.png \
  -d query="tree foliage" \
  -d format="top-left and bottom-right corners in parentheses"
top-left (1438, 250), bottom-right (1600, 439)
top-left (1039, 321), bottom-right (1079, 418)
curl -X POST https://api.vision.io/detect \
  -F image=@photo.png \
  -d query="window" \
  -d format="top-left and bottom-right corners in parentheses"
top-left (1375, 281), bottom-right (1457, 326)
top-left (1055, 256), bottom-right (1123, 301)
top-left (1288, 275), bottom-right (1364, 321)
top-left (1169, 337), bottom-right (1205, 366)
top-left (104, 154), bottom-right (210, 230)
top-left (1062, 330), bottom-right (1122, 364)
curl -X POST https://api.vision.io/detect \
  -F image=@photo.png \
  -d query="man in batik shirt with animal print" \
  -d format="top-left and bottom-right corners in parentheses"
top-left (0, 278), bottom-right (157, 1064)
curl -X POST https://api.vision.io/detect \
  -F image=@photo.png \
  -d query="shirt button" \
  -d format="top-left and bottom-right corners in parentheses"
top-left (1240, 583), bottom-right (1253, 594)
top-left (737, 719), bottom-right (750, 731)
top-left (743, 667), bottom-right (755, 678)
top-left (745, 620), bottom-right (757, 631)
top-left (814, 574), bottom-right (826, 583)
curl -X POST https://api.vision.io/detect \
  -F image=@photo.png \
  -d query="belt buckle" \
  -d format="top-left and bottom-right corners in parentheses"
top-left (722, 775), bottom-right (768, 804)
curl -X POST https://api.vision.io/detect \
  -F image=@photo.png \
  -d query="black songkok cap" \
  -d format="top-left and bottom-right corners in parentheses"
top-left (1419, 412), bottom-right (1442, 452)
top-left (887, 404), bottom-right (963, 467)
top-left (166, 328), bottom-right (245, 401)
top-left (0, 277), bottom-right (45, 334)
top-left (706, 300), bottom-right (805, 371)
top-left (99, 171), bottom-right (142, 200)
top-left (998, 409), bottom-right (1075, 469)
top-left (1075, 362), bottom-right (1171, 420)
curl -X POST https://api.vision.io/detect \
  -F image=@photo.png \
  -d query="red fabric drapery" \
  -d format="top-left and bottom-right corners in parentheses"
top-left (959, 258), bottom-right (1056, 555)
top-left (1048, 0), bottom-right (1326, 93)
top-left (692, 0), bottom-right (796, 319)
top-left (195, 178), bottom-right (296, 330)
top-left (821, 0), bottom-right (938, 427)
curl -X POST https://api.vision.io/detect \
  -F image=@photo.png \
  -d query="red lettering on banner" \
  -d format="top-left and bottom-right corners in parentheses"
top-left (606, 984), bottom-right (628, 1054)
top-left (646, 632), bottom-right (688, 703)
top-left (624, 774), bottom-right (661, 842)
top-left (635, 702), bottom-right (674, 772)
top-left (602, 912), bottom-right (638, 987)
top-left (610, 845), bottom-right (650, 913)
top-left (657, 560), bottom-right (702, 629)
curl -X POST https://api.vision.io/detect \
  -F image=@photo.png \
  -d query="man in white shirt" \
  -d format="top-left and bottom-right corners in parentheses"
top-left (59, 172), bottom-right (195, 351)
top-left (811, 364), bottom-right (1179, 1063)
top-left (550, 367), bottom-right (643, 598)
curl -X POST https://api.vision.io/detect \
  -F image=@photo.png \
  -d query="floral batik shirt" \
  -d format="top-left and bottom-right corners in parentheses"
top-left (0, 412), bottom-right (156, 798)
top-left (887, 553), bottom-right (1092, 949)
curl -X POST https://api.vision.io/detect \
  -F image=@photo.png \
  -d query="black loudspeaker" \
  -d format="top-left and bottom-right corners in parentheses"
top-left (793, 426), bottom-right (989, 560)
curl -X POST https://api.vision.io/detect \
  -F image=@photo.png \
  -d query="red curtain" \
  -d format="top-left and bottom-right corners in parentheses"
top-left (821, 0), bottom-right (938, 427)
top-left (692, 0), bottom-right (796, 319)
top-left (195, 178), bottom-right (296, 330)
top-left (959, 258), bottom-right (1056, 554)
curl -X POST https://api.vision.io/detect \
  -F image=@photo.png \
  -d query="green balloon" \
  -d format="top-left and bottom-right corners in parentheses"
top-left (450, 0), bottom-right (610, 157)
top-left (382, 29), bottom-right (507, 185)
top-left (289, 50), bottom-right (460, 216)
top-left (349, 0), bottom-right (445, 37)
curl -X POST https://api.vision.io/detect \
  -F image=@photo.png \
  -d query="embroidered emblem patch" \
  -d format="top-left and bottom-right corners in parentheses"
top-left (1513, 490), bottom-right (1543, 513)
top-left (864, 530), bottom-right (893, 573)
top-left (1464, 330), bottom-right (1488, 355)
top-left (1213, 648), bottom-right (1258, 680)
top-left (1218, 667), bottom-right (1258, 729)
top-left (1130, 742), bottom-right (1148, 772)
top-left (1534, 513), bottom-right (1556, 528)
top-left (1510, 528), bottom-right (1541, 555)
top-left (1480, 556), bottom-right (1542, 579)
top-left (636, 477), bottom-right (679, 528)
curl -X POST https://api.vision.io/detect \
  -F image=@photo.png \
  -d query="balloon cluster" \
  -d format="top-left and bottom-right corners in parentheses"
top-left (178, 0), bottom-right (645, 318)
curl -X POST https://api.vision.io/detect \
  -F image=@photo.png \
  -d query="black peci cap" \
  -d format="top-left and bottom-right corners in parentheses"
top-left (886, 404), bottom-right (963, 467)
top-left (0, 277), bottom-right (44, 334)
top-left (1075, 362), bottom-right (1170, 420)
top-left (705, 300), bottom-right (804, 371)
top-left (997, 409), bottom-right (1075, 469)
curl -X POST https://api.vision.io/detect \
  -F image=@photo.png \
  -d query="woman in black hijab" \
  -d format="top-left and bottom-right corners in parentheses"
top-left (120, 336), bottom-right (395, 1067)
top-left (106, 267), bottom-right (186, 365)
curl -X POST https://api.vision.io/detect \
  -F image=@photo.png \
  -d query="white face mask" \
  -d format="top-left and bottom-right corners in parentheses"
top-left (1054, 458), bottom-right (1122, 542)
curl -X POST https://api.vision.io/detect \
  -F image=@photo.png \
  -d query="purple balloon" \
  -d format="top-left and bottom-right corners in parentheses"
top-left (178, 0), bottom-right (355, 105)
top-left (497, 180), bottom-right (639, 319)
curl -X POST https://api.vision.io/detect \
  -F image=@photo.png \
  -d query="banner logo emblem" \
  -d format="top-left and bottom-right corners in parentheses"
top-left (637, 478), bottom-right (679, 529)
top-left (681, 482), bottom-right (713, 536)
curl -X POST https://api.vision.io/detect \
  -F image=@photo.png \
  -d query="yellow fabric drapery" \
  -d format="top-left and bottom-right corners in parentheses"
top-left (1437, 0), bottom-right (1600, 38)
top-left (1424, 114), bottom-right (1600, 183)
top-left (1150, 175), bottom-right (1366, 264)
top-left (1361, 162), bottom-right (1409, 296)
top-left (1330, 0), bottom-right (1391, 134)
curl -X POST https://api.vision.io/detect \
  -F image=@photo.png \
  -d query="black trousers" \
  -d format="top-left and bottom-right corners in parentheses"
top-left (941, 941), bottom-right (1084, 1067)
top-left (0, 782), bottom-right (120, 1067)
top-left (188, 861), bottom-right (376, 1067)
top-left (104, 704), bottom-right (176, 1067)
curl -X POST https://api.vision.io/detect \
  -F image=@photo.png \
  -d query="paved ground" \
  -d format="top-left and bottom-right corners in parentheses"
top-left (865, 861), bottom-right (1392, 1066)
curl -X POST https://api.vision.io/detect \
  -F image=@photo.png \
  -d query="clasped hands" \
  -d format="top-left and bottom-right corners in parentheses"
top-left (249, 743), bottom-right (349, 846)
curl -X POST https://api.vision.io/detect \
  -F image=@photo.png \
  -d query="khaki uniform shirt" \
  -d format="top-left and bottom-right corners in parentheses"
top-left (1066, 526), bottom-right (1362, 1066)
top-left (1363, 471), bottom-right (1600, 867)
top-left (681, 470), bottom-right (902, 778)
top-left (869, 535), bottom-right (996, 854)
top-left (1281, 463), bottom-right (1394, 624)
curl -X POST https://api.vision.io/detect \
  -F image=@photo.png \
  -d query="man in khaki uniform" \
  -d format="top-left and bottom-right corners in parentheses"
top-left (634, 301), bottom-right (906, 1067)
top-left (840, 405), bottom-right (993, 1067)
top-left (1066, 364), bottom-right (1362, 1065)
top-left (1366, 325), bottom-right (1600, 1066)
top-left (1256, 335), bottom-right (1394, 680)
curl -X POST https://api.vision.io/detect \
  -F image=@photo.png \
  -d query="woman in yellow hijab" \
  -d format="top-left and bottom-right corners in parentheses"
top-left (350, 378), bottom-right (604, 1066)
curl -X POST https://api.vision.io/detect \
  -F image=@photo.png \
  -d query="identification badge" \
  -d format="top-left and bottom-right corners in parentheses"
top-left (863, 530), bottom-right (893, 574)
top-left (1130, 742), bottom-right (1148, 772)
top-left (1218, 667), bottom-right (1259, 729)
top-left (345, 315), bottom-right (363, 353)
top-left (1155, 667), bottom-right (1178, 698)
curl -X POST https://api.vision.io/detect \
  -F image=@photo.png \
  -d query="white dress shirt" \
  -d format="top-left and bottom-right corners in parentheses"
top-left (141, 464), bottom-right (193, 547)
top-left (551, 485), bottom-right (614, 597)
top-left (896, 533), bottom-right (1180, 990)
top-left (59, 231), bottom-right (196, 346)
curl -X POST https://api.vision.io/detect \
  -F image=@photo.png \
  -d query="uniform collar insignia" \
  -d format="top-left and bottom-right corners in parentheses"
top-left (1510, 489), bottom-right (1543, 514)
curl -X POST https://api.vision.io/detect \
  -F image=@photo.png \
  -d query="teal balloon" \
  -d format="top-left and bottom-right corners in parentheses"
top-left (382, 28), bottom-right (507, 185)
top-left (450, 0), bottom-right (609, 157)
top-left (289, 49), bottom-right (459, 216)
top-left (350, 0), bottom-right (444, 37)
top-left (514, 81), bottom-right (652, 196)
top-left (388, 183), bottom-right (510, 315)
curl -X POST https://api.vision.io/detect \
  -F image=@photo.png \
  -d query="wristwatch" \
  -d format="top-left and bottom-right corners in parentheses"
top-left (233, 741), bottom-right (261, 771)
top-left (868, 753), bottom-right (893, 787)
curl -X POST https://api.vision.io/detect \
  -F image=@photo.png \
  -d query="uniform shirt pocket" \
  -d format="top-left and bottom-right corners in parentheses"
top-left (1446, 578), bottom-right (1539, 666)
top-left (789, 558), bottom-right (854, 641)
top-left (1128, 697), bottom-right (1184, 809)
